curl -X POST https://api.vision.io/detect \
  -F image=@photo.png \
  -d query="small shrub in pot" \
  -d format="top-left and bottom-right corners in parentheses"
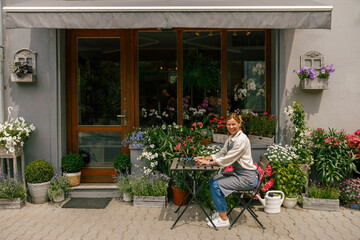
top-left (61, 153), bottom-right (84, 173)
top-left (25, 159), bottom-right (54, 184)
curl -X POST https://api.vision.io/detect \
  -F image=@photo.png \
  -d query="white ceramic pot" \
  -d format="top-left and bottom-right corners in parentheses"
top-left (283, 197), bottom-right (298, 208)
top-left (53, 193), bottom-right (65, 203)
top-left (28, 181), bottom-right (51, 204)
top-left (65, 172), bottom-right (81, 187)
top-left (123, 193), bottom-right (133, 202)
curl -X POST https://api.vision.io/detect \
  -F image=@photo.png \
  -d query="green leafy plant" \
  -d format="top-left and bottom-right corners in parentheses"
top-left (284, 101), bottom-right (313, 164)
top-left (0, 174), bottom-right (26, 199)
top-left (271, 161), bottom-right (307, 198)
top-left (25, 159), bottom-right (54, 184)
top-left (243, 112), bottom-right (277, 137)
top-left (61, 153), bottom-right (84, 173)
top-left (116, 174), bottom-right (134, 196)
top-left (308, 181), bottom-right (340, 199)
top-left (113, 153), bottom-right (131, 173)
top-left (131, 174), bottom-right (169, 196)
top-left (47, 174), bottom-right (71, 201)
top-left (311, 128), bottom-right (358, 186)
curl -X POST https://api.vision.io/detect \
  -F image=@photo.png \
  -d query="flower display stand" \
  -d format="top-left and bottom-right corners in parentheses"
top-left (212, 134), bottom-right (228, 143)
top-left (300, 78), bottom-right (329, 90)
top-left (0, 146), bottom-right (26, 191)
top-left (133, 196), bottom-right (167, 208)
top-left (248, 135), bottom-right (274, 146)
top-left (301, 193), bottom-right (339, 211)
top-left (0, 196), bottom-right (26, 209)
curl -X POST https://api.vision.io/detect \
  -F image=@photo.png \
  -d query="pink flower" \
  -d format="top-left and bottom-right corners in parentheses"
top-left (325, 137), bottom-right (332, 143)
top-left (265, 165), bottom-right (272, 177)
top-left (224, 165), bottom-right (233, 173)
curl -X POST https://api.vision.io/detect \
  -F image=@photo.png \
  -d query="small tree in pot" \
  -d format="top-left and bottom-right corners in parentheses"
top-left (61, 153), bottom-right (84, 187)
top-left (25, 159), bottom-right (54, 204)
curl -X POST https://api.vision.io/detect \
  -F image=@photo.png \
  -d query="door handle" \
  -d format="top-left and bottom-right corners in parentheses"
top-left (116, 110), bottom-right (127, 127)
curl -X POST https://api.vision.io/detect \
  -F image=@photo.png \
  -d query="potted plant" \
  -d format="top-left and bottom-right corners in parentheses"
top-left (48, 174), bottom-right (71, 203)
top-left (122, 129), bottom-right (148, 175)
top-left (132, 173), bottom-right (169, 208)
top-left (264, 144), bottom-right (307, 208)
top-left (25, 159), bottom-right (54, 204)
top-left (293, 64), bottom-right (335, 90)
top-left (209, 115), bottom-right (229, 143)
top-left (0, 174), bottom-right (26, 209)
top-left (302, 181), bottom-right (340, 211)
top-left (0, 115), bottom-right (35, 154)
top-left (243, 112), bottom-right (276, 145)
top-left (339, 178), bottom-right (360, 210)
top-left (116, 174), bottom-right (134, 202)
top-left (61, 153), bottom-right (84, 187)
top-left (113, 153), bottom-right (131, 175)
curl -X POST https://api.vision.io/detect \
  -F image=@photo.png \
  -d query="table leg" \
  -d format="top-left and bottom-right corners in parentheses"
top-left (6, 158), bottom-right (10, 177)
top-left (0, 158), bottom-right (3, 174)
top-left (174, 190), bottom-right (192, 213)
top-left (13, 156), bottom-right (18, 178)
top-left (21, 154), bottom-right (26, 191)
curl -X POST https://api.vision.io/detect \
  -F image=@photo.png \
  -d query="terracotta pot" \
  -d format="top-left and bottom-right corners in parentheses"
top-left (171, 185), bottom-right (190, 206)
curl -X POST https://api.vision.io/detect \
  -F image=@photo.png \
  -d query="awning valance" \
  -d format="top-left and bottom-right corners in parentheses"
top-left (3, 0), bottom-right (333, 29)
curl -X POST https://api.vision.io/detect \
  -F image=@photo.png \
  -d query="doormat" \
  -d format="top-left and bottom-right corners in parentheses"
top-left (62, 198), bottom-right (112, 209)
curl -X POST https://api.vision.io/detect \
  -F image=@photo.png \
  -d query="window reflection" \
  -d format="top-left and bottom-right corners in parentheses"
top-left (183, 31), bottom-right (221, 125)
top-left (138, 32), bottom-right (177, 126)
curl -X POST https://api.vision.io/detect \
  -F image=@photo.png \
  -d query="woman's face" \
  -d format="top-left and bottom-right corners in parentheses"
top-left (226, 118), bottom-right (241, 136)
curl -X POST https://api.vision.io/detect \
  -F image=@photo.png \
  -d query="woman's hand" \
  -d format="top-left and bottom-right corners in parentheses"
top-left (195, 156), bottom-right (212, 165)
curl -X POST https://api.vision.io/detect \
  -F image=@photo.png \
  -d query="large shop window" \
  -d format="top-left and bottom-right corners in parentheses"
top-left (138, 30), bottom-right (269, 127)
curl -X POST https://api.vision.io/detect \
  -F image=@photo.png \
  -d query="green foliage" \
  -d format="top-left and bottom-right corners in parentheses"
top-left (48, 174), bottom-right (71, 201)
top-left (284, 101), bottom-right (313, 164)
top-left (308, 182), bottom-right (340, 199)
top-left (113, 153), bottom-right (131, 172)
top-left (116, 174), bottom-right (134, 195)
top-left (271, 161), bottom-right (306, 198)
top-left (0, 175), bottom-right (26, 199)
top-left (25, 159), bottom-right (54, 184)
top-left (311, 128), bottom-right (358, 186)
top-left (131, 175), bottom-right (169, 196)
top-left (243, 112), bottom-right (277, 137)
top-left (61, 153), bottom-right (84, 173)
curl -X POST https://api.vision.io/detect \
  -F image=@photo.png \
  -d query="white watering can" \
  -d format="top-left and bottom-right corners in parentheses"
top-left (256, 190), bottom-right (285, 214)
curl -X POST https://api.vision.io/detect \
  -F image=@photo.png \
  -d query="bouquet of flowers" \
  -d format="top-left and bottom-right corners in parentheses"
top-left (0, 117), bottom-right (35, 153)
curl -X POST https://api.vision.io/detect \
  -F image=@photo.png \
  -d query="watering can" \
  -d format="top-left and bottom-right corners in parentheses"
top-left (256, 190), bottom-right (285, 214)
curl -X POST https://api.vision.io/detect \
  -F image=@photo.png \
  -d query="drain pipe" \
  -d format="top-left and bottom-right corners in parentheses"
top-left (0, 0), bottom-right (4, 123)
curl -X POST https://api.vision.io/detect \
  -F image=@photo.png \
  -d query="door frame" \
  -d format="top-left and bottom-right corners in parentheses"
top-left (65, 29), bottom-right (136, 159)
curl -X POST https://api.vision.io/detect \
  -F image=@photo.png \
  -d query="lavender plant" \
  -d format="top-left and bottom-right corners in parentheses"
top-left (0, 174), bottom-right (26, 199)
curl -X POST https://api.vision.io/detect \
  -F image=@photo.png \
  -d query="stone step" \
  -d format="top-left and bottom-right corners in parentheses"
top-left (69, 183), bottom-right (121, 198)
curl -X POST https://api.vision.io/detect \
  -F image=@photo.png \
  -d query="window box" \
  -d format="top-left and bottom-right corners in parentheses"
top-left (302, 193), bottom-right (339, 211)
top-left (300, 78), bottom-right (329, 90)
top-left (0, 197), bottom-right (26, 209)
top-left (133, 196), bottom-right (167, 208)
top-left (248, 135), bottom-right (274, 146)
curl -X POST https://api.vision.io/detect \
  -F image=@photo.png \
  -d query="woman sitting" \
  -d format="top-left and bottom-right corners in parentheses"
top-left (195, 113), bottom-right (258, 228)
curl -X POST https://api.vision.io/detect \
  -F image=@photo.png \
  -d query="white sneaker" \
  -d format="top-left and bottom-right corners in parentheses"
top-left (207, 217), bottom-right (230, 228)
top-left (205, 211), bottom-right (219, 222)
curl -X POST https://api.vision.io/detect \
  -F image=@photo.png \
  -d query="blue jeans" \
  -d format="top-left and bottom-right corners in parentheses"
top-left (209, 178), bottom-right (227, 212)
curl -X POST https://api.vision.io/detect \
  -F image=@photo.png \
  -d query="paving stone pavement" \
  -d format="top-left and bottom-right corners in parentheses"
top-left (0, 198), bottom-right (359, 240)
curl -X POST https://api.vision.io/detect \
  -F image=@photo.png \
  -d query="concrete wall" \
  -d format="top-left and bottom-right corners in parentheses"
top-left (278, 0), bottom-right (360, 144)
top-left (3, 28), bottom-right (65, 171)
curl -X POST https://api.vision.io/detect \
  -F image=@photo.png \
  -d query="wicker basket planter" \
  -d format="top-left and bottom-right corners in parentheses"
top-left (248, 135), bottom-right (274, 145)
top-left (302, 193), bottom-right (339, 211)
top-left (65, 172), bottom-right (81, 187)
top-left (212, 134), bottom-right (229, 143)
top-left (28, 181), bottom-right (51, 204)
top-left (0, 197), bottom-right (26, 209)
top-left (52, 193), bottom-right (65, 203)
top-left (133, 196), bottom-right (167, 208)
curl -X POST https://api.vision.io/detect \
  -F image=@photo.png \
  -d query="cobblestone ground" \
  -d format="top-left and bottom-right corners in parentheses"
top-left (0, 199), bottom-right (359, 240)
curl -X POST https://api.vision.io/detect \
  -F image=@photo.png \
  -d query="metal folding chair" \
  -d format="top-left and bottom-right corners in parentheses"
top-left (226, 155), bottom-right (269, 230)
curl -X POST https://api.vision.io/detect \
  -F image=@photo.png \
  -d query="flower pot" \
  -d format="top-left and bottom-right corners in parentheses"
top-left (133, 196), bottom-right (167, 208)
top-left (283, 197), bottom-right (297, 208)
top-left (302, 193), bottom-right (339, 211)
top-left (28, 181), bottom-right (51, 204)
top-left (0, 196), bottom-right (26, 209)
top-left (53, 193), bottom-right (65, 203)
top-left (123, 193), bottom-right (133, 202)
top-left (248, 135), bottom-right (274, 146)
top-left (171, 185), bottom-right (189, 206)
top-left (212, 134), bottom-right (228, 144)
top-left (65, 172), bottom-right (81, 187)
top-left (129, 144), bottom-right (145, 175)
top-left (300, 78), bottom-right (329, 90)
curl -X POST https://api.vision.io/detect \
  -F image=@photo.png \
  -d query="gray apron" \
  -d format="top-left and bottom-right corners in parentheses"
top-left (214, 136), bottom-right (257, 197)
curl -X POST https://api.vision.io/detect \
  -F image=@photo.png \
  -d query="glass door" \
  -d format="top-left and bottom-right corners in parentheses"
top-left (66, 30), bottom-right (133, 182)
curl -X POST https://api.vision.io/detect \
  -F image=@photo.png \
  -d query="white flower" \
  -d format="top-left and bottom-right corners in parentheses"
top-left (150, 144), bottom-right (155, 148)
